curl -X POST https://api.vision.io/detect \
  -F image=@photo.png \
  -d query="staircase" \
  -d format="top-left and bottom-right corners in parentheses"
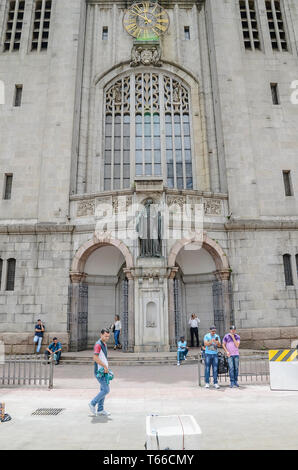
top-left (60, 349), bottom-right (201, 366)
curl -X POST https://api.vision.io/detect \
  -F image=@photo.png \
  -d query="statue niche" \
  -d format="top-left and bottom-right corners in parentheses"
top-left (136, 199), bottom-right (162, 258)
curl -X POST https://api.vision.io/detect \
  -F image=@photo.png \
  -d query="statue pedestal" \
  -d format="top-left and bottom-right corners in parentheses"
top-left (134, 258), bottom-right (170, 352)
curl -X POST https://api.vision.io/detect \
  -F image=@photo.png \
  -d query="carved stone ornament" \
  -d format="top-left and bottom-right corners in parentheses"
top-left (131, 44), bottom-right (162, 67)
top-left (77, 200), bottom-right (95, 217)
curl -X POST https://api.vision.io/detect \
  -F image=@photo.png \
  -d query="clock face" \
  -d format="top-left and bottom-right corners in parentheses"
top-left (123, 2), bottom-right (170, 41)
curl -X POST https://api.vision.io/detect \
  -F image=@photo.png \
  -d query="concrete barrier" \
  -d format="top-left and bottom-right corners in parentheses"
top-left (269, 349), bottom-right (298, 391)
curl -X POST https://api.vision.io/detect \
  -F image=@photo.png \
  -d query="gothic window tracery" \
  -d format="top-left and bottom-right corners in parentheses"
top-left (103, 72), bottom-right (194, 190)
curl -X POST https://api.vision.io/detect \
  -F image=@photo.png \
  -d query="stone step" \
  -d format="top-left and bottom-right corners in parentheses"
top-left (59, 359), bottom-right (198, 366)
top-left (61, 355), bottom-right (198, 362)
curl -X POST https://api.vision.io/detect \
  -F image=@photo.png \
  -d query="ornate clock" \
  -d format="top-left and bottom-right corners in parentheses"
top-left (123, 2), bottom-right (170, 41)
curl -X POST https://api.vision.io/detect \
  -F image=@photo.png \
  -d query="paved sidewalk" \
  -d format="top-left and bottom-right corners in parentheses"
top-left (1, 363), bottom-right (298, 450)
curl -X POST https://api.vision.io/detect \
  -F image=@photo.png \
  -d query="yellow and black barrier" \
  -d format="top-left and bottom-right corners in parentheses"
top-left (269, 348), bottom-right (298, 391)
top-left (269, 349), bottom-right (298, 362)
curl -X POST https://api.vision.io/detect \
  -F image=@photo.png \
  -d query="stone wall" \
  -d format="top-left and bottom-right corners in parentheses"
top-left (238, 327), bottom-right (298, 350)
top-left (0, 228), bottom-right (73, 334)
top-left (0, 332), bottom-right (69, 355)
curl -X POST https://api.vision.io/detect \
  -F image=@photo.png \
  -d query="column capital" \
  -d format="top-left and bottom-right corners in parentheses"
top-left (168, 267), bottom-right (179, 280)
top-left (123, 268), bottom-right (134, 280)
top-left (69, 272), bottom-right (87, 283)
top-left (215, 269), bottom-right (231, 281)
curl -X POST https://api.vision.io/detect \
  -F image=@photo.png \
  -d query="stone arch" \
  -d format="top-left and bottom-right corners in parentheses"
top-left (167, 233), bottom-right (232, 349)
top-left (71, 236), bottom-right (134, 276)
top-left (69, 237), bottom-right (134, 352)
top-left (168, 232), bottom-right (230, 277)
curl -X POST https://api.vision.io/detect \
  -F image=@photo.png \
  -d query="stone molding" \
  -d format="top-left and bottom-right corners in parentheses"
top-left (87, 1), bottom-right (205, 9)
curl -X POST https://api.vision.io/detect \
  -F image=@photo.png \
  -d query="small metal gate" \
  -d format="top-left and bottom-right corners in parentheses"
top-left (212, 280), bottom-right (225, 339)
top-left (174, 277), bottom-right (182, 343)
top-left (78, 282), bottom-right (88, 351)
top-left (0, 355), bottom-right (54, 389)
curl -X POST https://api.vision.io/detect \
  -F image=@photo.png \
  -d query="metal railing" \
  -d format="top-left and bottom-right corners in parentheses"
top-left (198, 353), bottom-right (269, 387)
top-left (0, 355), bottom-right (54, 389)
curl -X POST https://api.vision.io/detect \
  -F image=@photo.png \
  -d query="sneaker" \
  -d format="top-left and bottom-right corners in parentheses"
top-left (97, 410), bottom-right (111, 416)
top-left (214, 384), bottom-right (220, 389)
top-left (205, 383), bottom-right (210, 389)
top-left (234, 383), bottom-right (240, 388)
top-left (89, 403), bottom-right (96, 416)
top-left (177, 362), bottom-right (180, 366)
top-left (230, 383), bottom-right (234, 388)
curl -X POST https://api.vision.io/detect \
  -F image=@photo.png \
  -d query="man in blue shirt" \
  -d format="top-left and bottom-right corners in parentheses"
top-left (33, 319), bottom-right (45, 353)
top-left (44, 337), bottom-right (62, 365)
top-left (204, 326), bottom-right (221, 389)
top-left (177, 336), bottom-right (188, 366)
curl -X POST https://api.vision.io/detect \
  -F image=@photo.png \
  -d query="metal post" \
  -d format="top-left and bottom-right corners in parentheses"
top-left (48, 360), bottom-right (54, 389)
top-left (198, 355), bottom-right (202, 387)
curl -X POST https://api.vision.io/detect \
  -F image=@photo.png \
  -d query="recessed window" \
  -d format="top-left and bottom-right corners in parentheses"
top-left (0, 259), bottom-right (2, 290)
top-left (3, 1), bottom-right (25, 52)
top-left (283, 171), bottom-right (293, 197)
top-left (239, 0), bottom-right (261, 51)
top-left (102, 27), bottom-right (108, 40)
top-left (283, 254), bottom-right (293, 286)
top-left (4, 174), bottom-right (13, 200)
top-left (31, 0), bottom-right (52, 51)
top-left (14, 85), bottom-right (23, 107)
top-left (184, 26), bottom-right (190, 40)
top-left (6, 258), bottom-right (16, 291)
top-left (265, 0), bottom-right (288, 51)
top-left (271, 83), bottom-right (279, 105)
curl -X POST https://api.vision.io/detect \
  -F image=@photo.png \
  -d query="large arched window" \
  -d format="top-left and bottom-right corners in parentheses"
top-left (103, 72), bottom-right (193, 191)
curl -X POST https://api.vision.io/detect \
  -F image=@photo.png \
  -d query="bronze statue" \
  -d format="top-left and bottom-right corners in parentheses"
top-left (136, 199), bottom-right (162, 257)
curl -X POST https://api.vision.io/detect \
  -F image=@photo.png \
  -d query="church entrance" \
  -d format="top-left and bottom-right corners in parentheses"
top-left (174, 247), bottom-right (218, 345)
top-left (84, 245), bottom-right (127, 349)
top-left (168, 236), bottom-right (233, 349)
top-left (69, 239), bottom-right (134, 352)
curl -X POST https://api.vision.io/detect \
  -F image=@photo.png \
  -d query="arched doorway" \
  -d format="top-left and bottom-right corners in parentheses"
top-left (69, 238), bottom-right (134, 352)
top-left (168, 235), bottom-right (232, 349)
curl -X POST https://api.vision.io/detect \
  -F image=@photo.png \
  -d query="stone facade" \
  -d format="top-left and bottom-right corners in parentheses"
top-left (0, 0), bottom-right (298, 352)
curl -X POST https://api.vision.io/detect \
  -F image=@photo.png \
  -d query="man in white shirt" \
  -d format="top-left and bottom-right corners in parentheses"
top-left (189, 314), bottom-right (200, 347)
top-left (89, 329), bottom-right (111, 417)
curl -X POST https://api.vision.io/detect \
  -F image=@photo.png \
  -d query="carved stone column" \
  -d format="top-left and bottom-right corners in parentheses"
top-left (69, 272), bottom-right (87, 352)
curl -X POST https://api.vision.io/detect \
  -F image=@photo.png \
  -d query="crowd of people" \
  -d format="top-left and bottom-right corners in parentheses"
top-left (177, 315), bottom-right (241, 390)
top-left (32, 314), bottom-right (241, 417)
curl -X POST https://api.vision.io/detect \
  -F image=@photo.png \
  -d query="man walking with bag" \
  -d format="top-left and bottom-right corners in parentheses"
top-left (222, 326), bottom-right (241, 388)
top-left (89, 329), bottom-right (111, 417)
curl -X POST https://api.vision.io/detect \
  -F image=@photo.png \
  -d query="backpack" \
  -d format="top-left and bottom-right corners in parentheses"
top-left (217, 352), bottom-right (229, 375)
